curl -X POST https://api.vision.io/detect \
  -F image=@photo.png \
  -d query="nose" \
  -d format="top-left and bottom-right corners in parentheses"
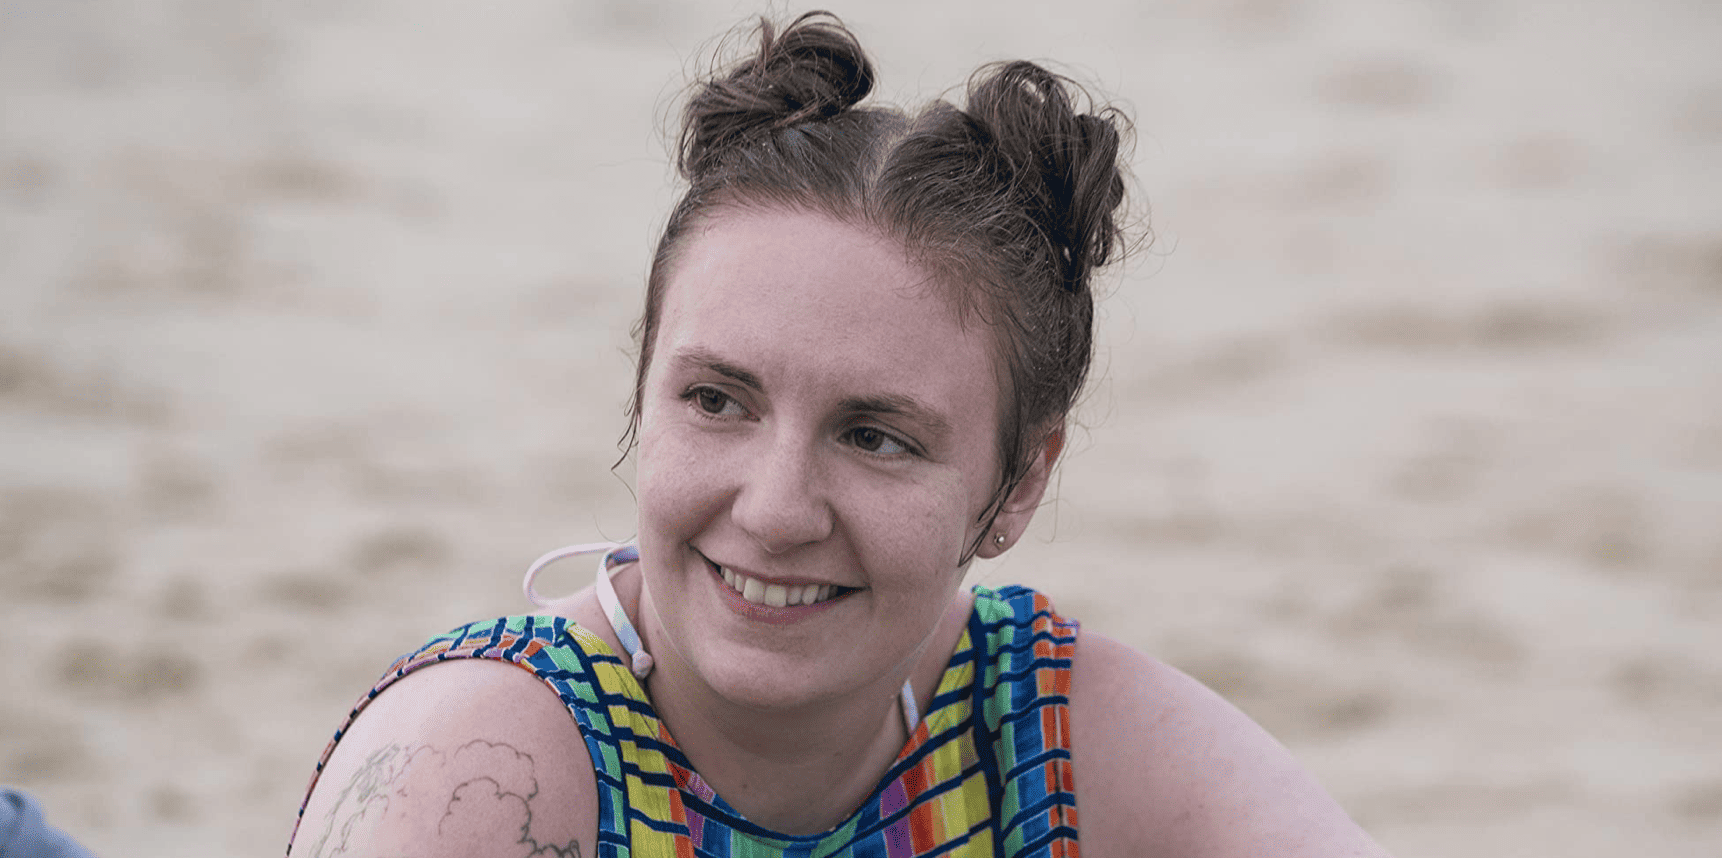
top-left (730, 433), bottom-right (834, 554)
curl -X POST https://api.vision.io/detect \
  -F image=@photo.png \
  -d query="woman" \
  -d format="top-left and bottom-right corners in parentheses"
top-left (288, 12), bottom-right (1389, 858)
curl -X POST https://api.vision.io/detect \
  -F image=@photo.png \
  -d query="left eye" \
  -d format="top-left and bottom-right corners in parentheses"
top-left (848, 426), bottom-right (908, 456)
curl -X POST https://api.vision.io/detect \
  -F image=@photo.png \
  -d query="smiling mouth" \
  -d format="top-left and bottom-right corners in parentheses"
top-left (704, 556), bottom-right (855, 608)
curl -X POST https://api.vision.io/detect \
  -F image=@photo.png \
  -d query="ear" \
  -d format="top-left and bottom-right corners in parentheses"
top-left (977, 428), bottom-right (1065, 559)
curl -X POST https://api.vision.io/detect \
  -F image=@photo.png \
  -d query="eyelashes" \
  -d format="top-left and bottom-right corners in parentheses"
top-left (846, 425), bottom-right (909, 456)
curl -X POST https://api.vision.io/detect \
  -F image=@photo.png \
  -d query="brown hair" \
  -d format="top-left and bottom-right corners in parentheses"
top-left (625, 11), bottom-right (1137, 556)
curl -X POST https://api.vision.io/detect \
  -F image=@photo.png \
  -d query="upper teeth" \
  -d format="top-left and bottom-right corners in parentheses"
top-left (720, 567), bottom-right (838, 608)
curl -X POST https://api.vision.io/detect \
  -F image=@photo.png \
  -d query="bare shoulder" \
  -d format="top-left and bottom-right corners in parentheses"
top-left (288, 657), bottom-right (598, 858)
top-left (1068, 631), bottom-right (1390, 858)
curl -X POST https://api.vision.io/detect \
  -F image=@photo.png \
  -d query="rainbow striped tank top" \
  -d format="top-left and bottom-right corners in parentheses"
top-left (300, 585), bottom-right (1079, 857)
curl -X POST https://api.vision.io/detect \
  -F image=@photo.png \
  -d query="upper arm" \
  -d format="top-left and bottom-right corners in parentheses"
top-left (1069, 632), bottom-right (1390, 858)
top-left (288, 658), bottom-right (599, 858)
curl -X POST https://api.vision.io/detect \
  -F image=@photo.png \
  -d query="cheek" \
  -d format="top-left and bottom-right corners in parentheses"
top-left (846, 472), bottom-right (977, 575)
top-left (635, 418), bottom-right (722, 542)
top-left (635, 367), bottom-right (717, 525)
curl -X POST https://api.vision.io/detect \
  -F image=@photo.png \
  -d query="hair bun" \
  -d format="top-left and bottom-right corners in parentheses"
top-left (965, 61), bottom-right (1130, 294)
top-left (680, 11), bottom-right (876, 178)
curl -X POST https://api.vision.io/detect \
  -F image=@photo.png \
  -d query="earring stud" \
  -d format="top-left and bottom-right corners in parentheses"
top-left (993, 533), bottom-right (1006, 547)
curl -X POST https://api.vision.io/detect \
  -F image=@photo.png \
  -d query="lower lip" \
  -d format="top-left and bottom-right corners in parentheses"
top-left (707, 561), bottom-right (849, 625)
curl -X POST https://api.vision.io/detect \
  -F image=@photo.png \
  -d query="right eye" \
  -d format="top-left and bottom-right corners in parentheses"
top-left (687, 386), bottom-right (746, 418)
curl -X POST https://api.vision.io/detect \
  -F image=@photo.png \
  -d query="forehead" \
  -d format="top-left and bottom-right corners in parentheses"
top-left (652, 208), bottom-right (1000, 418)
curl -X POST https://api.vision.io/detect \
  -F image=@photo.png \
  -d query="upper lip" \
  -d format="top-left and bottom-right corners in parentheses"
top-left (698, 550), bottom-right (855, 589)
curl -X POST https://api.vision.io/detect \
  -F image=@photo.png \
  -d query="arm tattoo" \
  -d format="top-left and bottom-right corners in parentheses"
top-left (303, 739), bottom-right (582, 858)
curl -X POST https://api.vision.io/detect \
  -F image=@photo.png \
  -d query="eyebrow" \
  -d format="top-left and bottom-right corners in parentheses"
top-left (839, 393), bottom-right (953, 439)
top-left (671, 348), bottom-right (764, 391)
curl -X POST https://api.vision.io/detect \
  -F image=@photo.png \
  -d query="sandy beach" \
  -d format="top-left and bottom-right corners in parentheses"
top-left (2, 1), bottom-right (1719, 855)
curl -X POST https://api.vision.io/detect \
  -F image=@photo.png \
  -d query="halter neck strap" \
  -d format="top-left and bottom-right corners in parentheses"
top-left (592, 544), bottom-right (653, 678)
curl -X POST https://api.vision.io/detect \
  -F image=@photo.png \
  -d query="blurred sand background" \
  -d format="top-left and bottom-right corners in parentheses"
top-left (2, 0), bottom-right (1719, 855)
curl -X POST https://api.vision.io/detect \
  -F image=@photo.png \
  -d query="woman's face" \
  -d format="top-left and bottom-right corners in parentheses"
top-left (633, 207), bottom-right (1012, 710)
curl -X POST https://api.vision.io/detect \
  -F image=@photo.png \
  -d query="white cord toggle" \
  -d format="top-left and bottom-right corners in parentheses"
top-left (899, 678), bottom-right (919, 733)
